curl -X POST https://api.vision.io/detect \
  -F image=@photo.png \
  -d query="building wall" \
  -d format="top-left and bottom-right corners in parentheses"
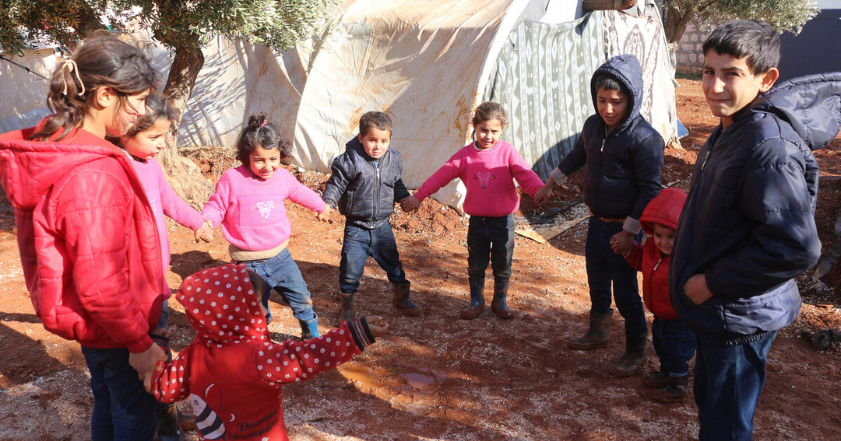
top-left (674, 21), bottom-right (712, 76)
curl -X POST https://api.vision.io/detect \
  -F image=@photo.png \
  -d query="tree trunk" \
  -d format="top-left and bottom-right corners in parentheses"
top-left (158, 36), bottom-right (212, 209)
top-left (662, 6), bottom-right (694, 44)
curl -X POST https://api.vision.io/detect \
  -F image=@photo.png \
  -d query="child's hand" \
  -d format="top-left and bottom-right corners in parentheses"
top-left (534, 180), bottom-right (555, 204)
top-left (195, 220), bottom-right (214, 243)
top-left (611, 230), bottom-right (635, 257)
top-left (400, 195), bottom-right (421, 212)
top-left (366, 315), bottom-right (389, 337)
top-left (317, 205), bottom-right (332, 222)
top-left (151, 326), bottom-right (172, 340)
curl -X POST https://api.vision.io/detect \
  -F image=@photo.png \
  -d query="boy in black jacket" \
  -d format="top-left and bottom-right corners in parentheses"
top-left (669, 20), bottom-right (840, 440)
top-left (323, 111), bottom-right (421, 326)
top-left (536, 54), bottom-right (665, 377)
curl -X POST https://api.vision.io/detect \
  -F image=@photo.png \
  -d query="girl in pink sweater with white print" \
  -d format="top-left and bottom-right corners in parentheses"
top-left (402, 102), bottom-right (544, 320)
top-left (202, 114), bottom-right (331, 340)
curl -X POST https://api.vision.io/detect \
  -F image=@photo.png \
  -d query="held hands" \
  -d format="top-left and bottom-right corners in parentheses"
top-left (534, 179), bottom-right (556, 205)
top-left (317, 205), bottom-right (332, 222)
top-left (195, 220), bottom-right (214, 243)
top-left (683, 273), bottom-right (714, 306)
top-left (610, 230), bottom-right (635, 257)
top-left (129, 342), bottom-right (168, 392)
top-left (366, 315), bottom-right (390, 337)
top-left (399, 195), bottom-right (421, 212)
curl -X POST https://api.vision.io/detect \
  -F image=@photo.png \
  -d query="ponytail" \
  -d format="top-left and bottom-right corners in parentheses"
top-left (29, 36), bottom-right (158, 142)
top-left (235, 113), bottom-right (293, 166)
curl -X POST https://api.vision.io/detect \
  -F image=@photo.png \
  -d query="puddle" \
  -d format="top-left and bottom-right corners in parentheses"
top-left (338, 365), bottom-right (447, 390)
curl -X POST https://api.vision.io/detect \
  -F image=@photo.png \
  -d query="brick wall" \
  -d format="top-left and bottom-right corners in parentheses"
top-left (674, 21), bottom-right (712, 76)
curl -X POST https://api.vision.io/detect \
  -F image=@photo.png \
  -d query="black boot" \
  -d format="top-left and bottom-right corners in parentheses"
top-left (568, 310), bottom-right (613, 350)
top-left (609, 332), bottom-right (648, 378)
top-left (460, 281), bottom-right (485, 319)
top-left (642, 366), bottom-right (670, 389)
top-left (648, 374), bottom-right (690, 403)
top-left (491, 281), bottom-right (513, 319)
top-left (336, 292), bottom-right (356, 327)
top-left (392, 283), bottom-right (422, 316)
top-left (155, 404), bottom-right (187, 441)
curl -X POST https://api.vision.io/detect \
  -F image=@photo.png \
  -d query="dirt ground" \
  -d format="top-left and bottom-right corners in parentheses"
top-left (2, 79), bottom-right (841, 441)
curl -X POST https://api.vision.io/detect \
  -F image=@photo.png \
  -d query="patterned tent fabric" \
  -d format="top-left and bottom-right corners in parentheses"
top-left (604, 5), bottom-right (677, 145)
top-left (484, 12), bottom-right (606, 180)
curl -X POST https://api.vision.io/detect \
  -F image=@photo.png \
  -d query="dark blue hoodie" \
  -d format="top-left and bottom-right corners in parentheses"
top-left (555, 54), bottom-right (665, 223)
top-left (322, 137), bottom-right (410, 229)
top-left (669, 72), bottom-right (841, 345)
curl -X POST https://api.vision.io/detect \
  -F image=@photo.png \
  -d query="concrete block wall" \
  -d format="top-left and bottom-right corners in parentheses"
top-left (674, 21), bottom-right (713, 76)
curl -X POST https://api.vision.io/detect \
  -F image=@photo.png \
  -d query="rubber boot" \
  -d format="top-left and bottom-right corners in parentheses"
top-left (300, 315), bottom-right (319, 340)
top-left (491, 281), bottom-right (513, 319)
top-left (460, 282), bottom-right (485, 319)
top-left (155, 404), bottom-right (188, 441)
top-left (568, 310), bottom-right (613, 350)
top-left (648, 374), bottom-right (689, 403)
top-left (642, 366), bottom-right (670, 389)
top-left (336, 292), bottom-right (356, 327)
top-left (392, 283), bottom-right (422, 316)
top-left (608, 332), bottom-right (648, 378)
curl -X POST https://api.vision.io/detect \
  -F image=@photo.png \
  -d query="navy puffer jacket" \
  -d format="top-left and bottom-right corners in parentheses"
top-left (322, 138), bottom-right (410, 229)
top-left (557, 54), bottom-right (665, 221)
top-left (669, 72), bottom-right (841, 345)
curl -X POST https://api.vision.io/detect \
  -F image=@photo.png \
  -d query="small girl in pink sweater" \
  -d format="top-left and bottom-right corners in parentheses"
top-left (202, 114), bottom-right (331, 340)
top-left (117, 94), bottom-right (213, 440)
top-left (402, 102), bottom-right (544, 320)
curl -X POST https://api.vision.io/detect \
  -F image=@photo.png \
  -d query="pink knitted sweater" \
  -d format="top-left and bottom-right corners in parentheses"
top-left (414, 140), bottom-right (544, 217)
top-left (202, 165), bottom-right (326, 252)
top-left (131, 157), bottom-right (204, 297)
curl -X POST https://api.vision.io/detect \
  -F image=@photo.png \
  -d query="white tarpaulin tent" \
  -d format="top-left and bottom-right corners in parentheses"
top-left (0, 0), bottom-right (676, 211)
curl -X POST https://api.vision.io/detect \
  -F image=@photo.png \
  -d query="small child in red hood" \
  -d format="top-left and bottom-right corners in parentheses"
top-left (149, 263), bottom-right (388, 441)
top-left (613, 187), bottom-right (695, 402)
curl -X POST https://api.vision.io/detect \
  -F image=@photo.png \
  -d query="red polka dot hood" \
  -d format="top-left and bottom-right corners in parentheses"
top-left (177, 263), bottom-right (270, 344)
top-left (151, 263), bottom-right (377, 441)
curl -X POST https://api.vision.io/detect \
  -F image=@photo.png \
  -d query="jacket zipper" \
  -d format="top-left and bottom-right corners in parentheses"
top-left (653, 256), bottom-right (663, 271)
top-left (372, 161), bottom-right (380, 222)
top-left (701, 150), bottom-right (711, 170)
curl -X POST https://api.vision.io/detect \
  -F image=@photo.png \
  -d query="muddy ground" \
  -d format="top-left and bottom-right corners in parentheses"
top-left (2, 79), bottom-right (841, 440)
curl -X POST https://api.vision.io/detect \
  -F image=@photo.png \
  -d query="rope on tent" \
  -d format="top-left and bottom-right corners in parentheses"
top-left (0, 54), bottom-right (49, 80)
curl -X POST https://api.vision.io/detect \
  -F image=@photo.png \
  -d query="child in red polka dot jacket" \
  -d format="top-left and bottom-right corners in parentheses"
top-left (148, 263), bottom-right (388, 441)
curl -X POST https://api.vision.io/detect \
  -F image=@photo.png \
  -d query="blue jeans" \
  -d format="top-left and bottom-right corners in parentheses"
top-left (155, 300), bottom-right (171, 331)
top-left (652, 317), bottom-right (696, 375)
top-left (82, 346), bottom-right (158, 441)
top-left (243, 248), bottom-right (315, 323)
top-left (584, 217), bottom-right (646, 336)
top-left (467, 214), bottom-right (515, 285)
top-left (694, 332), bottom-right (777, 441)
top-left (340, 222), bottom-right (408, 293)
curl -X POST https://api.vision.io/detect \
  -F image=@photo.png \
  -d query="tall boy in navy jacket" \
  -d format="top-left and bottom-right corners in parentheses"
top-left (536, 54), bottom-right (665, 377)
top-left (323, 111), bottom-right (421, 326)
top-left (669, 20), bottom-right (841, 440)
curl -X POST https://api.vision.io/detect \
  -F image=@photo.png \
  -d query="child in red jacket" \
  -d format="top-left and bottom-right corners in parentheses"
top-left (149, 263), bottom-right (388, 440)
top-left (614, 187), bottom-right (695, 402)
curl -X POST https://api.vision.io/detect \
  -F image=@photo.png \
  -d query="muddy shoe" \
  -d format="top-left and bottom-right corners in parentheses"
top-left (155, 403), bottom-right (188, 441)
top-left (648, 374), bottom-right (689, 403)
top-left (460, 282), bottom-right (485, 319)
top-left (568, 310), bottom-right (613, 350)
top-left (336, 292), bottom-right (356, 327)
top-left (177, 407), bottom-right (197, 432)
top-left (608, 333), bottom-right (648, 378)
top-left (491, 282), bottom-right (513, 319)
top-left (392, 283), bottom-right (422, 316)
top-left (642, 367), bottom-right (670, 389)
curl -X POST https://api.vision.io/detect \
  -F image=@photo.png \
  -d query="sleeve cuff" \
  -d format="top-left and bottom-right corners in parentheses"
top-left (623, 217), bottom-right (642, 235)
top-left (347, 317), bottom-right (376, 350)
top-left (550, 168), bottom-right (567, 185)
top-left (127, 335), bottom-right (154, 354)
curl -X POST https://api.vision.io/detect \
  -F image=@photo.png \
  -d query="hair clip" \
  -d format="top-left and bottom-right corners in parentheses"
top-left (60, 60), bottom-right (86, 97)
top-left (260, 121), bottom-right (268, 128)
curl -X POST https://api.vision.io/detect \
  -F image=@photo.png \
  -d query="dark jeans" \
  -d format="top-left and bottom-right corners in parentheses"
top-left (243, 248), bottom-right (315, 322)
top-left (467, 214), bottom-right (515, 285)
top-left (652, 317), bottom-right (696, 375)
top-left (340, 222), bottom-right (408, 293)
top-left (584, 217), bottom-right (646, 336)
top-left (695, 331), bottom-right (777, 441)
top-left (82, 346), bottom-right (158, 441)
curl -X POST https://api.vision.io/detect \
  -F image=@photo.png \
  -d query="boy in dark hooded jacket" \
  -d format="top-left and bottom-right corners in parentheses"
top-left (322, 111), bottom-right (421, 326)
top-left (669, 20), bottom-right (840, 440)
top-left (536, 54), bottom-right (665, 377)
